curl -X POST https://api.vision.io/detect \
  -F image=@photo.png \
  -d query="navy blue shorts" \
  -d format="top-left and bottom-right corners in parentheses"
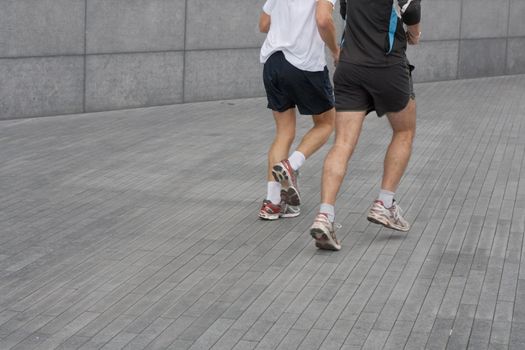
top-left (263, 51), bottom-right (335, 115)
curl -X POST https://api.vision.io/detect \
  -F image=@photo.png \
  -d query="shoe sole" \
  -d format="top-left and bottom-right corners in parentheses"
top-left (259, 212), bottom-right (279, 220)
top-left (286, 187), bottom-right (300, 206)
top-left (280, 211), bottom-right (300, 218)
top-left (272, 165), bottom-right (301, 206)
top-left (310, 228), bottom-right (341, 251)
top-left (367, 213), bottom-right (410, 232)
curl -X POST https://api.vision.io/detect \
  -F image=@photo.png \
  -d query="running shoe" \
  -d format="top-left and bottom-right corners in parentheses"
top-left (279, 189), bottom-right (300, 218)
top-left (259, 200), bottom-right (281, 220)
top-left (280, 203), bottom-right (301, 218)
top-left (272, 159), bottom-right (301, 205)
top-left (367, 200), bottom-right (410, 232)
top-left (310, 213), bottom-right (341, 251)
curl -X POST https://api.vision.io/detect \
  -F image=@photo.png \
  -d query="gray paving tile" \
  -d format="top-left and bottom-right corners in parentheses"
top-left (145, 316), bottom-right (195, 349)
top-left (122, 317), bottom-right (173, 350)
top-left (405, 331), bottom-right (431, 350)
top-left (468, 319), bottom-right (492, 350)
top-left (427, 318), bottom-right (454, 349)
top-left (233, 340), bottom-right (259, 350)
top-left (99, 332), bottom-right (136, 350)
top-left (298, 328), bottom-right (329, 350)
top-left (446, 303), bottom-right (476, 350)
top-left (341, 312), bottom-right (378, 348)
top-left (362, 329), bottom-right (389, 349)
top-left (275, 329), bottom-right (308, 350)
top-left (490, 320), bottom-right (512, 346)
top-left (186, 318), bottom-right (235, 350)
top-left (383, 320), bottom-right (414, 350)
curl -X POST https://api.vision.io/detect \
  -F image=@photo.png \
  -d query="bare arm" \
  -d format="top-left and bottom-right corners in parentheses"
top-left (406, 23), bottom-right (421, 45)
top-left (399, 0), bottom-right (421, 45)
top-left (316, 0), bottom-right (339, 64)
top-left (259, 12), bottom-right (271, 33)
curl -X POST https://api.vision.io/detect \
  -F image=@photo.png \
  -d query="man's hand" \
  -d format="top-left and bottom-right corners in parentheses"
top-left (259, 12), bottom-right (271, 33)
top-left (332, 47), bottom-right (340, 66)
top-left (406, 31), bottom-right (421, 45)
top-left (406, 23), bottom-right (421, 45)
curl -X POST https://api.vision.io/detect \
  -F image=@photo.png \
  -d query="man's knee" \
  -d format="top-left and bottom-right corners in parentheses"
top-left (392, 129), bottom-right (415, 148)
top-left (332, 139), bottom-right (357, 158)
top-left (276, 132), bottom-right (295, 145)
top-left (388, 101), bottom-right (416, 134)
top-left (313, 108), bottom-right (336, 128)
top-left (315, 122), bottom-right (335, 139)
top-left (312, 109), bottom-right (335, 138)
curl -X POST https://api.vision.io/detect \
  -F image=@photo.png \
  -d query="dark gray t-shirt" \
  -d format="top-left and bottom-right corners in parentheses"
top-left (340, 0), bottom-right (421, 67)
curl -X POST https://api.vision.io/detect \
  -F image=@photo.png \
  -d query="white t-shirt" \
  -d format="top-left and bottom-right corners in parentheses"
top-left (260, 0), bottom-right (337, 72)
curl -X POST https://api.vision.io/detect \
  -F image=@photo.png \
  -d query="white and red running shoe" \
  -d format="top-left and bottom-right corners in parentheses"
top-left (272, 159), bottom-right (301, 206)
top-left (259, 200), bottom-right (281, 220)
top-left (310, 213), bottom-right (341, 251)
top-left (367, 200), bottom-right (410, 232)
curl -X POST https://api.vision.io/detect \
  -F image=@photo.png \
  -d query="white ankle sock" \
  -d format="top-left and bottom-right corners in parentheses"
top-left (320, 203), bottom-right (335, 223)
top-left (288, 151), bottom-right (305, 171)
top-left (378, 189), bottom-right (395, 208)
top-left (266, 181), bottom-right (282, 205)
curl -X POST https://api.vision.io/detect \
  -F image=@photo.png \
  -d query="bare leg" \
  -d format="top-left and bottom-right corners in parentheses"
top-left (320, 111), bottom-right (367, 205)
top-left (267, 108), bottom-right (296, 181)
top-left (295, 107), bottom-right (335, 159)
top-left (382, 99), bottom-right (417, 192)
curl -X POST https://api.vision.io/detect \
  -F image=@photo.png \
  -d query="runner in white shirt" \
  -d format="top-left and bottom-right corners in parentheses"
top-left (258, 0), bottom-right (339, 222)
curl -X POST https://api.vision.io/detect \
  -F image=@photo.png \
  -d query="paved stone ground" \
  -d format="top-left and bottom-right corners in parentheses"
top-left (1, 75), bottom-right (525, 350)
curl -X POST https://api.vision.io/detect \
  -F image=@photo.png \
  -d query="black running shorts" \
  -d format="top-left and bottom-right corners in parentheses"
top-left (263, 51), bottom-right (335, 116)
top-left (333, 61), bottom-right (415, 117)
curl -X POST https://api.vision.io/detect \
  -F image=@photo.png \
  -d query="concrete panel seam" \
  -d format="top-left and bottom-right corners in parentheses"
top-left (4, 39), bottom-right (525, 60)
top-left (0, 45), bottom-right (356, 59)
top-left (184, 46), bottom-right (275, 53)
top-left (505, 0), bottom-right (511, 74)
top-left (83, 0), bottom-right (87, 112)
top-left (183, 0), bottom-right (188, 103)
top-left (423, 36), bottom-right (524, 42)
top-left (457, 0), bottom-right (464, 79)
top-left (86, 50), bottom-right (187, 56)
top-left (0, 54), bottom-right (88, 60)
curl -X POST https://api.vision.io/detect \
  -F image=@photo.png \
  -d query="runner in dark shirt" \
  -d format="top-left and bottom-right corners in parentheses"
top-left (309, 0), bottom-right (422, 251)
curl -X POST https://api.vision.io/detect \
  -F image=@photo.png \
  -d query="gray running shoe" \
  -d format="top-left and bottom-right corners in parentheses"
top-left (367, 200), bottom-right (410, 232)
top-left (279, 189), bottom-right (300, 218)
top-left (310, 213), bottom-right (341, 251)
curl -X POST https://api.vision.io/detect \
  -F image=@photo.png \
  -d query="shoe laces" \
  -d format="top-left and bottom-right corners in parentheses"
top-left (390, 204), bottom-right (402, 221)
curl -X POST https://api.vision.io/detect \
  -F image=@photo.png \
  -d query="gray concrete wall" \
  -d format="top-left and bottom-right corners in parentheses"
top-left (408, 0), bottom-right (525, 82)
top-left (1, 0), bottom-right (524, 120)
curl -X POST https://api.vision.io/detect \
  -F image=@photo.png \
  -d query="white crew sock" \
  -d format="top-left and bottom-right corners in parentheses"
top-left (266, 181), bottom-right (282, 205)
top-left (288, 151), bottom-right (306, 171)
top-left (320, 203), bottom-right (335, 223)
top-left (378, 189), bottom-right (395, 208)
